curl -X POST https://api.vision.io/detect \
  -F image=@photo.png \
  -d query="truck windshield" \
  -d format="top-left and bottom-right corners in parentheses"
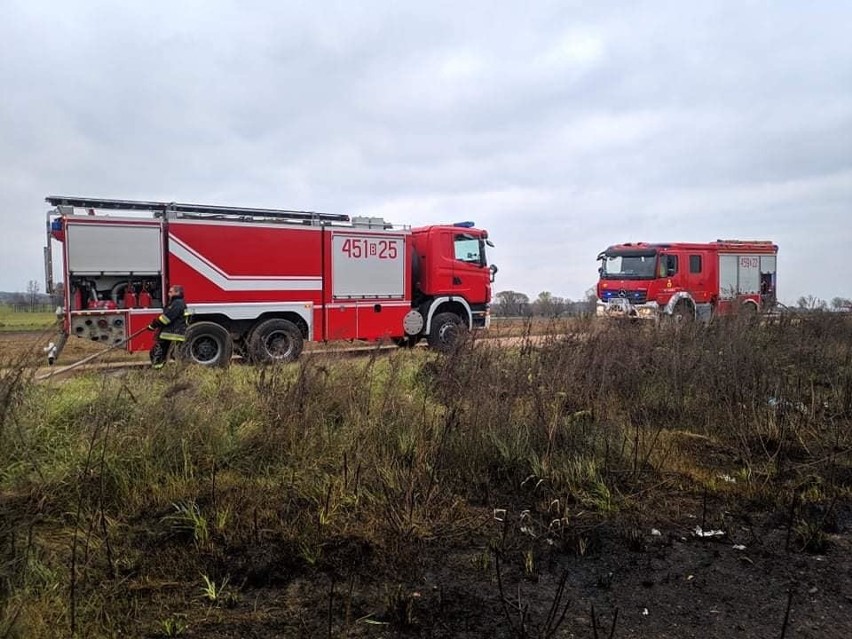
top-left (600, 251), bottom-right (657, 280)
top-left (455, 234), bottom-right (485, 266)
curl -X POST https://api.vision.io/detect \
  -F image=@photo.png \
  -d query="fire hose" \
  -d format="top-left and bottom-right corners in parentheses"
top-left (36, 326), bottom-right (150, 381)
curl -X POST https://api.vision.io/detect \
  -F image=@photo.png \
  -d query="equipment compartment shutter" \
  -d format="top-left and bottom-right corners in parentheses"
top-left (719, 255), bottom-right (738, 299)
top-left (331, 232), bottom-right (406, 299)
top-left (67, 223), bottom-right (162, 274)
top-left (738, 255), bottom-right (761, 295)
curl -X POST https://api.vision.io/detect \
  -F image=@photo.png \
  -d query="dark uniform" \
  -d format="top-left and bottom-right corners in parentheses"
top-left (148, 291), bottom-right (189, 369)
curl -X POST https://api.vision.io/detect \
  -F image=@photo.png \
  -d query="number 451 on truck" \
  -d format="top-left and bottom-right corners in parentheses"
top-left (43, 196), bottom-right (498, 366)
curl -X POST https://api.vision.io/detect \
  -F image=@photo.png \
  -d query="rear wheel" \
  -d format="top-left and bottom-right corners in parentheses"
top-left (249, 318), bottom-right (303, 363)
top-left (737, 300), bottom-right (759, 322)
top-left (181, 321), bottom-right (233, 367)
top-left (427, 312), bottom-right (467, 353)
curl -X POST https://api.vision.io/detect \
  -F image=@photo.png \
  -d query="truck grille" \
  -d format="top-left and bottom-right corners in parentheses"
top-left (602, 289), bottom-right (648, 304)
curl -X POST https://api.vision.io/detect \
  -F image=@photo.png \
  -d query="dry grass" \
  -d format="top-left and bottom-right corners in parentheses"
top-left (1, 313), bottom-right (850, 637)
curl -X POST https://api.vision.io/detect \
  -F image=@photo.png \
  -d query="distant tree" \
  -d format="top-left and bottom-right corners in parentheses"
top-left (494, 290), bottom-right (530, 317)
top-left (534, 291), bottom-right (553, 317)
top-left (26, 280), bottom-right (40, 311)
top-left (583, 287), bottom-right (599, 315)
top-left (797, 295), bottom-right (827, 311)
top-left (532, 291), bottom-right (567, 317)
top-left (831, 296), bottom-right (851, 311)
top-left (52, 281), bottom-right (65, 307)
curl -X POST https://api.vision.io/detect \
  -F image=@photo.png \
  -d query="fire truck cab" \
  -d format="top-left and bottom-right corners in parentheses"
top-left (44, 196), bottom-right (496, 365)
top-left (596, 240), bottom-right (778, 321)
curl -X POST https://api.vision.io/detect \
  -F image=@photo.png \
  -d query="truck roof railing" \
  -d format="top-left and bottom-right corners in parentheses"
top-left (46, 196), bottom-right (350, 224)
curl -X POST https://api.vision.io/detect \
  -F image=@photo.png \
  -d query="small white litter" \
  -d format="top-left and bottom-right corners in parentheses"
top-left (651, 528), bottom-right (662, 536)
top-left (694, 526), bottom-right (725, 538)
top-left (732, 544), bottom-right (747, 551)
top-left (642, 608), bottom-right (649, 616)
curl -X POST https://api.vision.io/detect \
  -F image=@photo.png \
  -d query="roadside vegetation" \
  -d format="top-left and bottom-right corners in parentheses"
top-left (1, 314), bottom-right (850, 637)
top-left (0, 306), bottom-right (57, 332)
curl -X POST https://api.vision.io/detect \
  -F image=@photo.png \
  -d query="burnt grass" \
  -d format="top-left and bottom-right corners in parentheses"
top-left (1, 314), bottom-right (851, 638)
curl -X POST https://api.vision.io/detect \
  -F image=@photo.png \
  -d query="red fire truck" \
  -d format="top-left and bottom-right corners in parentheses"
top-left (595, 240), bottom-right (778, 321)
top-left (43, 196), bottom-right (497, 365)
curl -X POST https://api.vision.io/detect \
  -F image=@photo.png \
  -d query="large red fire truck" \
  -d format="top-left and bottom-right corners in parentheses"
top-left (43, 196), bottom-right (497, 365)
top-left (595, 240), bottom-right (778, 321)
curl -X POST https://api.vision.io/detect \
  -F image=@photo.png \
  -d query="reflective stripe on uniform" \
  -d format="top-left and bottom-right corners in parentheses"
top-left (158, 314), bottom-right (171, 325)
top-left (160, 333), bottom-right (186, 342)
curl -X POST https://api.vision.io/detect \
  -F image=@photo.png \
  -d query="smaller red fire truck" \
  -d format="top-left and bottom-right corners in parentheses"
top-left (596, 240), bottom-right (778, 321)
top-left (44, 196), bottom-right (497, 365)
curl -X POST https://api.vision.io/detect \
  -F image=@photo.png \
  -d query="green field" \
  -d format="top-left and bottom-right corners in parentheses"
top-left (0, 306), bottom-right (57, 332)
top-left (1, 315), bottom-right (850, 637)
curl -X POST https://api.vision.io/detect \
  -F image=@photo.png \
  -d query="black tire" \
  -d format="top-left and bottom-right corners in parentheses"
top-left (249, 318), bottom-right (303, 363)
top-left (180, 321), bottom-right (233, 367)
top-left (670, 301), bottom-right (695, 323)
top-left (427, 312), bottom-right (467, 353)
top-left (737, 301), bottom-right (759, 323)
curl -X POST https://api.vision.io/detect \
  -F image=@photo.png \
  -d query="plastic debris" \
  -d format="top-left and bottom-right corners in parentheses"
top-left (651, 528), bottom-right (662, 536)
top-left (694, 526), bottom-right (725, 538)
top-left (732, 544), bottom-right (746, 551)
top-left (642, 608), bottom-right (649, 616)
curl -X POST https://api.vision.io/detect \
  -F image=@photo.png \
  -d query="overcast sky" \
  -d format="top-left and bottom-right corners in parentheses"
top-left (1, 0), bottom-right (850, 303)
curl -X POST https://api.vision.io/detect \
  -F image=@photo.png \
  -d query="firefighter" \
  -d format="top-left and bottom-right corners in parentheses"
top-left (147, 284), bottom-right (189, 369)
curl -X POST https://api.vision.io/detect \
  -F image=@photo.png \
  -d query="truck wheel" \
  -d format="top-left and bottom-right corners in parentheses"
top-left (249, 318), bottom-right (303, 363)
top-left (181, 321), bottom-right (233, 367)
top-left (670, 301), bottom-right (695, 323)
top-left (427, 312), bottom-right (467, 353)
top-left (737, 301), bottom-right (759, 322)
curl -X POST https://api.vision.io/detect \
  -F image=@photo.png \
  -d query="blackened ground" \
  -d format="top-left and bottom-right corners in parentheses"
top-left (137, 497), bottom-right (851, 638)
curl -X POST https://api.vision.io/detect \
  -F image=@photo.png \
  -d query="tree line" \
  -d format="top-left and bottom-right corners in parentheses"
top-left (492, 289), bottom-right (598, 318)
top-left (493, 290), bottom-right (852, 318)
top-left (0, 280), bottom-right (60, 311)
top-left (796, 295), bottom-right (852, 312)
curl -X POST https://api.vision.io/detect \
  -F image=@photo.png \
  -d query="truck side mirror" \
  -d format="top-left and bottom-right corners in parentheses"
top-left (489, 264), bottom-right (498, 282)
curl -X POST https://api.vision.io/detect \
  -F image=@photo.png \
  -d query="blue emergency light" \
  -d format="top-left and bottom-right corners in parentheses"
top-left (453, 221), bottom-right (475, 228)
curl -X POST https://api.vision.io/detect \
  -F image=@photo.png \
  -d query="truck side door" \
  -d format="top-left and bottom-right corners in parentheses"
top-left (656, 252), bottom-right (680, 305)
top-left (450, 232), bottom-right (488, 304)
top-left (685, 252), bottom-right (710, 303)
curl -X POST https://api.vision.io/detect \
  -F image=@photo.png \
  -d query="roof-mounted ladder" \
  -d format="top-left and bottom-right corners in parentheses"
top-left (46, 196), bottom-right (350, 223)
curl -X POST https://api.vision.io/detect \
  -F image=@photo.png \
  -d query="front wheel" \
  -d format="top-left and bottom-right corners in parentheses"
top-left (427, 312), bottom-right (467, 353)
top-left (670, 301), bottom-right (695, 323)
top-left (180, 321), bottom-right (233, 367)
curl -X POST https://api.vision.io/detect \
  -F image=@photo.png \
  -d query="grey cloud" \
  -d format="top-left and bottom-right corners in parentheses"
top-left (0, 0), bottom-right (850, 302)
